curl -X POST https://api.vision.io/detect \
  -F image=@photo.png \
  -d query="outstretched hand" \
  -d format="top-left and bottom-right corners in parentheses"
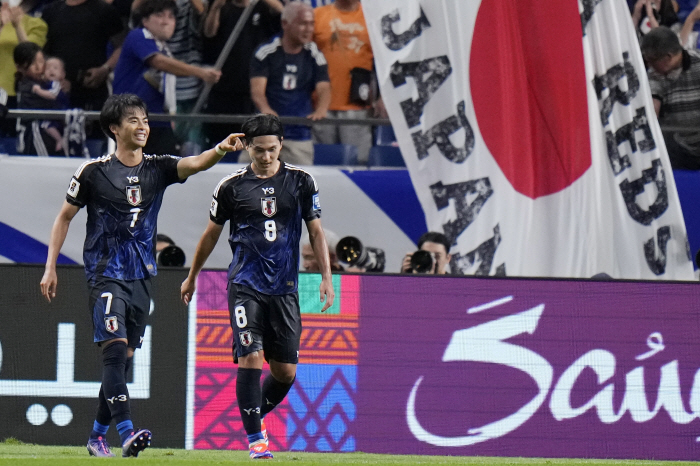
top-left (219, 133), bottom-right (245, 152)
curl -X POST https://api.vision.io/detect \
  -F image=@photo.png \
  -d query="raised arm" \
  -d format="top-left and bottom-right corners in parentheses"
top-left (181, 220), bottom-right (225, 304)
top-left (177, 133), bottom-right (245, 179)
top-left (306, 218), bottom-right (335, 312)
top-left (251, 76), bottom-right (278, 116)
top-left (40, 201), bottom-right (80, 302)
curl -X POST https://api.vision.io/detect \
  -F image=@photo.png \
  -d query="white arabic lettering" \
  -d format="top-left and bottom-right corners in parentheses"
top-left (0, 323), bottom-right (151, 398)
top-left (407, 302), bottom-right (700, 447)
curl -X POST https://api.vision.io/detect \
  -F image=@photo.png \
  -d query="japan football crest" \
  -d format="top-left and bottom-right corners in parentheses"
top-left (282, 73), bottom-right (297, 90)
top-left (239, 330), bottom-right (253, 347)
top-left (105, 316), bottom-right (118, 333)
top-left (262, 197), bottom-right (277, 217)
top-left (127, 185), bottom-right (142, 206)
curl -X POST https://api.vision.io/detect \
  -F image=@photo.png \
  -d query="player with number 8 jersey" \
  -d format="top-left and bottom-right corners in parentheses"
top-left (181, 113), bottom-right (334, 459)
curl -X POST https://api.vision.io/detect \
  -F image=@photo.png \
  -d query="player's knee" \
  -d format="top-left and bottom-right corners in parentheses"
top-left (102, 340), bottom-right (128, 367)
top-left (270, 363), bottom-right (296, 384)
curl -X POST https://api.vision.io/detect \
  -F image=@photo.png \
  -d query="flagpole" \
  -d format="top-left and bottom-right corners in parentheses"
top-left (191, 0), bottom-right (261, 114)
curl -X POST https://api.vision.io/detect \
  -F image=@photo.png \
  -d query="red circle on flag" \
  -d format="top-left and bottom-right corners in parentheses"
top-left (470, 0), bottom-right (592, 199)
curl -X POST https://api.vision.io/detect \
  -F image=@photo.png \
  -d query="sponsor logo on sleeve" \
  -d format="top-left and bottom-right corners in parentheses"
top-left (313, 194), bottom-right (320, 210)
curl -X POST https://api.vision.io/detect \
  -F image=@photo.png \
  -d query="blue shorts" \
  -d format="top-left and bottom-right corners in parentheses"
top-left (228, 283), bottom-right (301, 364)
top-left (88, 277), bottom-right (151, 347)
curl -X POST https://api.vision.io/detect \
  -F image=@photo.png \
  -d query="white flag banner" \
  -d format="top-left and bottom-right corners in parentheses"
top-left (363, 0), bottom-right (695, 279)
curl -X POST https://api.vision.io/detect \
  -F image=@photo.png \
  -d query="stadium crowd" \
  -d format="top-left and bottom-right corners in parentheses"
top-left (0, 0), bottom-right (394, 164)
top-left (1, 0), bottom-right (700, 164)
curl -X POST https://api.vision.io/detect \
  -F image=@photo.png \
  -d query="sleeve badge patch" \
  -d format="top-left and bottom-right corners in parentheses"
top-left (67, 178), bottom-right (80, 198)
top-left (313, 193), bottom-right (320, 210)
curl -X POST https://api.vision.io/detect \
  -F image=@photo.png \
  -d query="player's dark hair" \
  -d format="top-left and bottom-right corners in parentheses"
top-left (640, 26), bottom-right (682, 62)
top-left (417, 231), bottom-right (451, 254)
top-left (241, 114), bottom-right (284, 145)
top-left (133, 0), bottom-right (177, 27)
top-left (12, 41), bottom-right (42, 92)
top-left (100, 93), bottom-right (149, 141)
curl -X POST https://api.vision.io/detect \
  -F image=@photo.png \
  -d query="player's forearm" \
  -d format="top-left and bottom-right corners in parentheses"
top-left (45, 216), bottom-right (71, 271)
top-left (188, 230), bottom-right (219, 279)
top-left (309, 230), bottom-right (332, 281)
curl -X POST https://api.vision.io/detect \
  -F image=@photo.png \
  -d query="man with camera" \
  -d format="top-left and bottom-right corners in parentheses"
top-left (401, 231), bottom-right (452, 275)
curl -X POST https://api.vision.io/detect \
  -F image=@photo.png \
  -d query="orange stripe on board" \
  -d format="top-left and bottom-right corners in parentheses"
top-left (302, 321), bottom-right (358, 329)
top-left (300, 350), bottom-right (357, 357)
top-left (197, 310), bottom-right (230, 317)
top-left (298, 357), bottom-right (357, 365)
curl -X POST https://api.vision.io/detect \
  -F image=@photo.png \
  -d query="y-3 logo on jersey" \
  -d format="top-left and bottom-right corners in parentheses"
top-left (127, 176), bottom-right (139, 183)
top-left (262, 187), bottom-right (274, 195)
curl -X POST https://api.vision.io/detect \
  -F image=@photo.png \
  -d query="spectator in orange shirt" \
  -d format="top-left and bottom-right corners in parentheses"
top-left (312, 0), bottom-right (382, 165)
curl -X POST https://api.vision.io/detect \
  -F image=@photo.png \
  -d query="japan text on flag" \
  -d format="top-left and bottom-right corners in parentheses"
top-left (364, 0), bottom-right (695, 280)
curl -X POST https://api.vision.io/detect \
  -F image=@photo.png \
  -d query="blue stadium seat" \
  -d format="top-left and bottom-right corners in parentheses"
top-left (0, 136), bottom-right (16, 154)
top-left (85, 139), bottom-right (105, 158)
top-left (374, 125), bottom-right (397, 146)
top-left (367, 145), bottom-right (405, 168)
top-left (314, 143), bottom-right (359, 166)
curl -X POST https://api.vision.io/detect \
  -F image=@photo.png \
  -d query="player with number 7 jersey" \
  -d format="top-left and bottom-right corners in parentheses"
top-left (180, 114), bottom-right (334, 459)
top-left (40, 94), bottom-right (245, 458)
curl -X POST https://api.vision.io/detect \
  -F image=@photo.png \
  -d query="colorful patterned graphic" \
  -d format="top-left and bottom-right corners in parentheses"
top-left (192, 272), bottom-right (359, 452)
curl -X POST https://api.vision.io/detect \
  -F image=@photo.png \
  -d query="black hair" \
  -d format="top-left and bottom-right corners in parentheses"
top-left (13, 41), bottom-right (42, 70)
top-left (13, 42), bottom-right (42, 91)
top-left (417, 231), bottom-right (451, 254)
top-left (99, 93), bottom-right (149, 141)
top-left (640, 26), bottom-right (682, 62)
top-left (156, 233), bottom-right (175, 245)
top-left (132, 0), bottom-right (177, 27)
top-left (241, 113), bottom-right (284, 146)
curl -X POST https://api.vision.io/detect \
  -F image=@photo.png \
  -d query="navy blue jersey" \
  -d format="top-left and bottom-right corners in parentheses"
top-left (210, 162), bottom-right (321, 295)
top-left (65, 154), bottom-right (183, 283)
top-left (250, 37), bottom-right (329, 141)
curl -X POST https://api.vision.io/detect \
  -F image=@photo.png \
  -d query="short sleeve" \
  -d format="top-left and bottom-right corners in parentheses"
top-left (315, 61), bottom-right (329, 84)
top-left (209, 179), bottom-right (232, 225)
top-left (648, 73), bottom-right (666, 102)
top-left (23, 17), bottom-right (48, 47)
top-left (154, 155), bottom-right (183, 187)
top-left (131, 29), bottom-right (161, 63)
top-left (250, 45), bottom-right (270, 79)
top-left (65, 162), bottom-right (93, 207)
top-left (301, 173), bottom-right (321, 222)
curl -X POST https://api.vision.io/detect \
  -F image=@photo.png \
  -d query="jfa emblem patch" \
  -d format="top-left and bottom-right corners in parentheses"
top-left (261, 197), bottom-right (276, 217)
top-left (239, 330), bottom-right (253, 347)
top-left (282, 73), bottom-right (297, 90)
top-left (210, 199), bottom-right (218, 217)
top-left (105, 316), bottom-right (118, 333)
top-left (313, 193), bottom-right (320, 210)
top-left (126, 185), bottom-right (142, 206)
top-left (67, 178), bottom-right (80, 198)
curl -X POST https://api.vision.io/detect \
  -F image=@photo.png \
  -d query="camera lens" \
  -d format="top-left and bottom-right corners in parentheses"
top-left (157, 245), bottom-right (186, 267)
top-left (410, 250), bottom-right (434, 273)
top-left (336, 236), bottom-right (364, 265)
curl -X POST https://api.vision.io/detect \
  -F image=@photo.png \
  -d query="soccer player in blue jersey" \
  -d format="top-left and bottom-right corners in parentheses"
top-left (180, 113), bottom-right (334, 459)
top-left (39, 93), bottom-right (244, 458)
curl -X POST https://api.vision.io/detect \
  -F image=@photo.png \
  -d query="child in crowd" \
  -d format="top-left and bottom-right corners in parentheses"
top-left (13, 41), bottom-right (65, 155)
top-left (44, 56), bottom-right (70, 110)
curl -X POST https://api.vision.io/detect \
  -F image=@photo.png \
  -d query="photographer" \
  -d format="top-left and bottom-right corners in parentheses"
top-left (401, 231), bottom-right (452, 275)
top-left (156, 233), bottom-right (186, 267)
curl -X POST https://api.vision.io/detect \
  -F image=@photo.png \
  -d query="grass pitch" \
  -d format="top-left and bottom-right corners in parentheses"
top-left (0, 439), bottom-right (697, 466)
